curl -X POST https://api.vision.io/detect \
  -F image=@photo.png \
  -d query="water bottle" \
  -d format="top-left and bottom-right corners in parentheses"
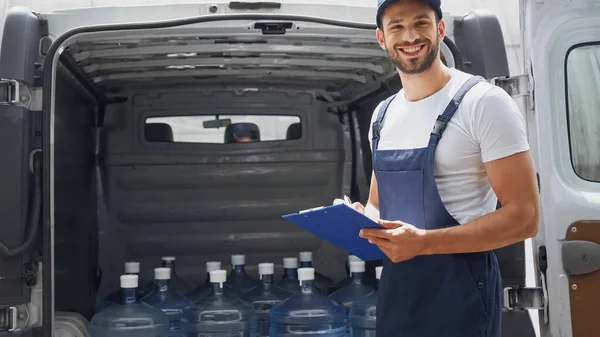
top-left (276, 257), bottom-right (300, 293)
top-left (97, 262), bottom-right (150, 311)
top-left (269, 267), bottom-right (347, 337)
top-left (298, 251), bottom-right (334, 294)
top-left (186, 261), bottom-right (222, 302)
top-left (184, 269), bottom-right (257, 337)
top-left (328, 261), bottom-right (375, 314)
top-left (142, 268), bottom-right (194, 337)
top-left (329, 255), bottom-right (363, 294)
top-left (89, 275), bottom-right (170, 337)
top-left (241, 263), bottom-right (293, 336)
top-left (225, 254), bottom-right (258, 296)
top-left (348, 266), bottom-right (382, 337)
top-left (159, 257), bottom-right (193, 296)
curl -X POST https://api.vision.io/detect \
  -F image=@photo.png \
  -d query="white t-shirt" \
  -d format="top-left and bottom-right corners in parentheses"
top-left (368, 68), bottom-right (529, 225)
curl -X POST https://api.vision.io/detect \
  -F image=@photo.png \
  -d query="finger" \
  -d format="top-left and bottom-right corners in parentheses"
top-left (367, 236), bottom-right (395, 251)
top-left (360, 228), bottom-right (392, 240)
top-left (351, 202), bottom-right (365, 213)
top-left (377, 219), bottom-right (403, 229)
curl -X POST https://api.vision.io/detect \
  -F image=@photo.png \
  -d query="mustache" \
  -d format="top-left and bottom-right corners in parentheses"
top-left (393, 39), bottom-right (428, 48)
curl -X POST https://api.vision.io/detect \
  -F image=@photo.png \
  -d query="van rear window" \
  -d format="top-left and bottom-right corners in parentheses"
top-left (144, 115), bottom-right (302, 144)
top-left (565, 43), bottom-right (600, 181)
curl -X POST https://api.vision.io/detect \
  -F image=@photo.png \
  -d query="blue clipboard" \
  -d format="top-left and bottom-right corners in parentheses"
top-left (282, 203), bottom-right (386, 261)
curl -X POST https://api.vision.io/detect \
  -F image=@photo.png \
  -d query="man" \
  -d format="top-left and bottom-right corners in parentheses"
top-left (353, 0), bottom-right (540, 336)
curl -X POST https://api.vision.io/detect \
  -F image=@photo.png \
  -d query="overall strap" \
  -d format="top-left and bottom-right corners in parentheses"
top-left (428, 75), bottom-right (486, 147)
top-left (371, 94), bottom-right (397, 152)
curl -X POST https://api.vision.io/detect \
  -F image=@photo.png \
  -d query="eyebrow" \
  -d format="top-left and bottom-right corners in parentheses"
top-left (387, 14), bottom-right (431, 25)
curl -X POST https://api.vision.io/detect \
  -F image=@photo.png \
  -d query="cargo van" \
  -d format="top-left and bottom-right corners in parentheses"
top-left (0, 0), bottom-right (598, 336)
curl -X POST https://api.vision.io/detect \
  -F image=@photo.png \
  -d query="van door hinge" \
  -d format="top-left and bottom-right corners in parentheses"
top-left (503, 246), bottom-right (548, 315)
top-left (489, 74), bottom-right (531, 98)
top-left (0, 79), bottom-right (43, 111)
top-left (0, 306), bottom-right (18, 332)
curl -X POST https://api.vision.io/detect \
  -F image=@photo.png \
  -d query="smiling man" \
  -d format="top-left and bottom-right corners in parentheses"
top-left (352, 0), bottom-right (540, 336)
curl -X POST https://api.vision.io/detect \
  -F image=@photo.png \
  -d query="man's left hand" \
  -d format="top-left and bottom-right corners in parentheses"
top-left (359, 220), bottom-right (428, 263)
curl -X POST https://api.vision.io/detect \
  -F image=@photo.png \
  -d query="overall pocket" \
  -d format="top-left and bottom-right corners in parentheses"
top-left (375, 169), bottom-right (427, 229)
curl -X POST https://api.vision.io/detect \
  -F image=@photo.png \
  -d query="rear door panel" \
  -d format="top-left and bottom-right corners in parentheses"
top-left (0, 6), bottom-right (44, 334)
top-left (522, 0), bottom-right (600, 336)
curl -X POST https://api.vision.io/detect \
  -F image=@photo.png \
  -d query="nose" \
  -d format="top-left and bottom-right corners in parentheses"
top-left (400, 27), bottom-right (420, 45)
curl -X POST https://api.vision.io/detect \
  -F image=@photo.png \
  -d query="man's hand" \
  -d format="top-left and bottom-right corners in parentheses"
top-left (350, 202), bottom-right (365, 214)
top-left (359, 219), bottom-right (427, 263)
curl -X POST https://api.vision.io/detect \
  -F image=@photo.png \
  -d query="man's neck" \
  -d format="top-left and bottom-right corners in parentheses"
top-left (399, 61), bottom-right (451, 102)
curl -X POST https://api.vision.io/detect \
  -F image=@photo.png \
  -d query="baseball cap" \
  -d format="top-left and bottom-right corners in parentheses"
top-left (376, 0), bottom-right (442, 29)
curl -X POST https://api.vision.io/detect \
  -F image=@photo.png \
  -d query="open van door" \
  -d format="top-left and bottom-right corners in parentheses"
top-left (0, 6), bottom-right (46, 335)
top-left (515, 0), bottom-right (600, 336)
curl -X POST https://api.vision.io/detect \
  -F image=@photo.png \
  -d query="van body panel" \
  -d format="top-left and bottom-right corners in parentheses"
top-left (522, 0), bottom-right (600, 336)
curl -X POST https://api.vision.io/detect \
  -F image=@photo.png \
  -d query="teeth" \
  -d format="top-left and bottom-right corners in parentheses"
top-left (402, 46), bottom-right (422, 54)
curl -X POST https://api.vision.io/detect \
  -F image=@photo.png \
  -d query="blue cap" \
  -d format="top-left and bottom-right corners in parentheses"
top-left (376, 0), bottom-right (442, 28)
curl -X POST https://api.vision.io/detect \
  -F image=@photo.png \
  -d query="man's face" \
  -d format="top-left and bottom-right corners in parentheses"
top-left (376, 0), bottom-right (444, 75)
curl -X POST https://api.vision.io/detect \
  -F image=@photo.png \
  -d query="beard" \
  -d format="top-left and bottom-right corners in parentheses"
top-left (385, 36), bottom-right (439, 75)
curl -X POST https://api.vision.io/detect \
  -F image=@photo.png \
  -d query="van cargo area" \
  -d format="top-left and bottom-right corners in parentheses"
top-left (49, 14), bottom-right (402, 321)
top-left (0, 4), bottom-right (536, 337)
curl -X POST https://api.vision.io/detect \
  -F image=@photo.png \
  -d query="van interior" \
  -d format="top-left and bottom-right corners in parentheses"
top-left (0, 5), bottom-right (537, 337)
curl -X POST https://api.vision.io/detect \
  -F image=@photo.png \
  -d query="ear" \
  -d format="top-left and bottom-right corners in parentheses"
top-left (376, 28), bottom-right (386, 50)
top-left (437, 18), bottom-right (446, 41)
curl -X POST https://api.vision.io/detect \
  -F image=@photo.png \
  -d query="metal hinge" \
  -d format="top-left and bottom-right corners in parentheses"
top-left (0, 307), bottom-right (18, 332)
top-left (503, 286), bottom-right (546, 311)
top-left (0, 79), bottom-right (42, 111)
top-left (489, 73), bottom-right (531, 98)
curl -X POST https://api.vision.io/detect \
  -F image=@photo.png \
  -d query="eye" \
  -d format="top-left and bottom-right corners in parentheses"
top-left (417, 21), bottom-right (428, 26)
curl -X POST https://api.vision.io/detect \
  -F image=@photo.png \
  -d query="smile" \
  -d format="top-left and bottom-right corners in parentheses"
top-left (398, 44), bottom-right (426, 56)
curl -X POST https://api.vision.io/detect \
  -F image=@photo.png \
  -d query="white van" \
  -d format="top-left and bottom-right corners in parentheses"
top-left (0, 0), bottom-right (598, 336)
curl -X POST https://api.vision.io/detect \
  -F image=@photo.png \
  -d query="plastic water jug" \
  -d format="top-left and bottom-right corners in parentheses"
top-left (184, 269), bottom-right (257, 337)
top-left (348, 266), bottom-right (382, 337)
top-left (269, 267), bottom-right (347, 337)
top-left (142, 268), bottom-right (194, 337)
top-left (329, 255), bottom-right (362, 294)
top-left (328, 261), bottom-right (375, 314)
top-left (276, 257), bottom-right (300, 293)
top-left (225, 254), bottom-right (258, 296)
top-left (298, 251), bottom-right (334, 294)
top-left (97, 262), bottom-right (150, 311)
top-left (159, 257), bottom-right (193, 296)
top-left (89, 275), bottom-right (170, 337)
top-left (186, 261), bottom-right (222, 302)
top-left (241, 263), bottom-right (292, 336)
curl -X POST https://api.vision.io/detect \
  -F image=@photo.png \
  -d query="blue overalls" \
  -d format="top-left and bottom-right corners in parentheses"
top-left (372, 76), bottom-right (502, 337)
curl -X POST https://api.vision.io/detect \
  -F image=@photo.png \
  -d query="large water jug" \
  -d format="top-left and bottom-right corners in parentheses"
top-left (142, 268), bottom-right (194, 337)
top-left (328, 261), bottom-right (374, 314)
top-left (298, 252), bottom-right (334, 294)
top-left (97, 262), bottom-right (150, 311)
top-left (269, 267), bottom-right (347, 337)
top-left (348, 267), bottom-right (382, 337)
top-left (89, 275), bottom-right (170, 337)
top-left (184, 269), bottom-right (257, 337)
top-left (225, 254), bottom-right (258, 296)
top-left (276, 257), bottom-right (300, 293)
top-left (186, 261), bottom-right (222, 302)
top-left (241, 263), bottom-right (292, 336)
top-left (159, 257), bottom-right (193, 296)
top-left (329, 256), bottom-right (362, 294)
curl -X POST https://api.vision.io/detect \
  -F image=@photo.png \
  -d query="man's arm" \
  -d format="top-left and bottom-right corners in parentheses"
top-left (422, 150), bottom-right (540, 255)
